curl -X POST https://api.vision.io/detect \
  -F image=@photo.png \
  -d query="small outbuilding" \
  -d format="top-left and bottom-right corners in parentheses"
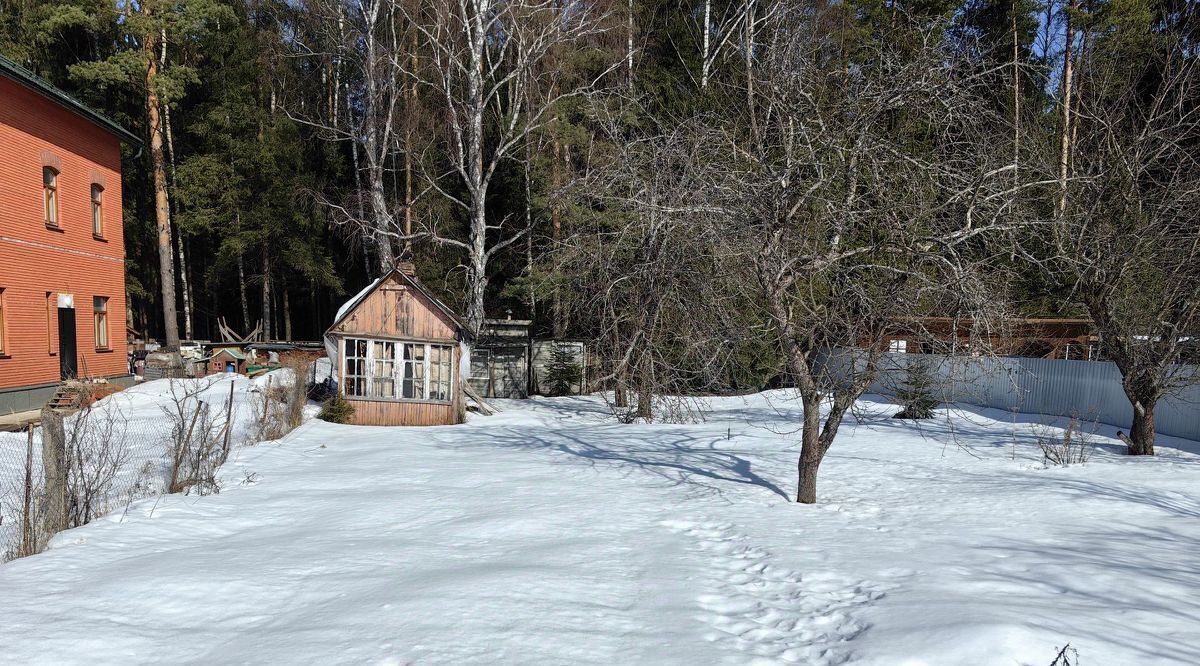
top-left (206, 347), bottom-right (248, 375)
top-left (470, 316), bottom-right (533, 399)
top-left (324, 266), bottom-right (473, 426)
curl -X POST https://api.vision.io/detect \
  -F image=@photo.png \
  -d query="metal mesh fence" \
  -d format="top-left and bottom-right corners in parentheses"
top-left (0, 374), bottom-right (297, 561)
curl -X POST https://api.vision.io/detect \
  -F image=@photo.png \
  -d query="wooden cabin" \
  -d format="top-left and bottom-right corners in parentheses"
top-left (324, 266), bottom-right (472, 426)
top-left (872, 317), bottom-right (1096, 360)
top-left (205, 347), bottom-right (248, 375)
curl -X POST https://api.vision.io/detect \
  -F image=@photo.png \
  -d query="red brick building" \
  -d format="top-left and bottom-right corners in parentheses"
top-left (0, 55), bottom-right (140, 413)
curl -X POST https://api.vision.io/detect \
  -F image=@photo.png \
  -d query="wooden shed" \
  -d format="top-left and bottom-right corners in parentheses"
top-left (206, 347), bottom-right (248, 375)
top-left (323, 266), bottom-right (473, 426)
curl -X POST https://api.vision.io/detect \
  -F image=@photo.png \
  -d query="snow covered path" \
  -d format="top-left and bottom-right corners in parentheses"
top-left (2, 392), bottom-right (1199, 665)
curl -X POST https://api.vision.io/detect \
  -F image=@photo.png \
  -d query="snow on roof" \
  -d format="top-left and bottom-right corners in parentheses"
top-left (323, 270), bottom-right (474, 366)
top-left (210, 348), bottom-right (248, 361)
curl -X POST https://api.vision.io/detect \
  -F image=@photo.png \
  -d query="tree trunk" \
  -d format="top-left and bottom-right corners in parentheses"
top-left (635, 352), bottom-right (653, 419)
top-left (403, 25), bottom-right (417, 259)
top-left (1056, 0), bottom-right (1076, 217)
top-left (261, 253), bottom-right (273, 341)
top-left (1011, 0), bottom-right (1021, 174)
top-left (1127, 398), bottom-right (1156, 455)
top-left (145, 30), bottom-right (179, 350)
top-left (636, 381), bottom-right (652, 420)
top-left (745, 0), bottom-right (758, 141)
top-left (175, 230), bottom-right (192, 340)
top-left (160, 27), bottom-right (190, 342)
top-left (524, 138), bottom-right (536, 311)
top-left (283, 287), bottom-right (292, 341)
top-left (551, 136), bottom-right (564, 337)
top-left (796, 393), bottom-right (823, 503)
top-left (701, 0), bottom-right (712, 89)
top-left (626, 0), bottom-right (635, 88)
top-left (614, 359), bottom-right (629, 408)
top-left (237, 248), bottom-right (250, 331)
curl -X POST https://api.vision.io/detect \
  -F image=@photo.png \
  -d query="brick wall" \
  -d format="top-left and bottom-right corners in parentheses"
top-left (0, 76), bottom-right (130, 389)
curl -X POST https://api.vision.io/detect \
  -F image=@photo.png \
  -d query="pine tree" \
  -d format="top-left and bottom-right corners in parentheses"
top-left (543, 344), bottom-right (583, 397)
top-left (894, 361), bottom-right (939, 420)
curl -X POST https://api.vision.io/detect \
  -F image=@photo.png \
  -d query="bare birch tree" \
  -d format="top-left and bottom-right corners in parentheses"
top-left (401, 0), bottom-right (620, 332)
top-left (283, 0), bottom-right (409, 272)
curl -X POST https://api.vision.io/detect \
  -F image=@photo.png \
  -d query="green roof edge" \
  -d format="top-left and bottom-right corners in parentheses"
top-left (0, 53), bottom-right (143, 148)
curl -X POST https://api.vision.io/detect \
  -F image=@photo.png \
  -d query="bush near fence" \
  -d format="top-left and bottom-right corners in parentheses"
top-left (818, 351), bottom-right (1200, 441)
top-left (0, 373), bottom-right (308, 562)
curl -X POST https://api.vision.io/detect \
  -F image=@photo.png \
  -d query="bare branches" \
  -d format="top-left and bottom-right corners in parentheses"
top-left (1036, 30), bottom-right (1200, 454)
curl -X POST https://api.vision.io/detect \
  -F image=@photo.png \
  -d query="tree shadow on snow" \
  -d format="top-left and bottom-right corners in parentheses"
top-left (970, 521), bottom-right (1200, 664)
top-left (481, 425), bottom-right (791, 501)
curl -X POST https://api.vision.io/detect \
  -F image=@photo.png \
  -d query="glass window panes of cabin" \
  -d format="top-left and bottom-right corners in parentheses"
top-left (342, 338), bottom-right (453, 403)
top-left (430, 345), bottom-right (453, 401)
top-left (401, 343), bottom-right (426, 399)
top-left (372, 340), bottom-right (395, 398)
top-left (344, 339), bottom-right (368, 397)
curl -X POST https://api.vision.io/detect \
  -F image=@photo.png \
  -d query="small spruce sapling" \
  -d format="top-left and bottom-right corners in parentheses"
top-left (544, 343), bottom-right (584, 397)
top-left (894, 361), bottom-right (938, 419)
top-left (318, 393), bottom-right (357, 424)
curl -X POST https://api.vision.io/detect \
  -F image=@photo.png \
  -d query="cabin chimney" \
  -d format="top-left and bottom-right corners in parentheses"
top-left (397, 259), bottom-right (416, 276)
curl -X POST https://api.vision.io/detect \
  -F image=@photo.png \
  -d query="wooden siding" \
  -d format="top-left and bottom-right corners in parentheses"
top-left (347, 399), bottom-right (457, 426)
top-left (331, 274), bottom-right (458, 342)
top-left (0, 76), bottom-right (129, 389)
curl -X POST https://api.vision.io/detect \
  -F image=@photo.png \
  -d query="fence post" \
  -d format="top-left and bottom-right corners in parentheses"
top-left (40, 408), bottom-right (68, 541)
top-left (223, 379), bottom-right (235, 454)
top-left (20, 425), bottom-right (35, 557)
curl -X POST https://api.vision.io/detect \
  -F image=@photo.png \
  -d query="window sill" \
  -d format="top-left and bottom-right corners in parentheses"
top-left (95, 347), bottom-right (113, 353)
top-left (343, 396), bottom-right (453, 406)
top-left (93, 234), bottom-right (108, 242)
top-left (45, 223), bottom-right (64, 233)
top-left (0, 354), bottom-right (10, 360)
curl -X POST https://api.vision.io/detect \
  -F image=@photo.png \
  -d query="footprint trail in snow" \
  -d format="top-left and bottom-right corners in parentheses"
top-left (665, 520), bottom-right (886, 665)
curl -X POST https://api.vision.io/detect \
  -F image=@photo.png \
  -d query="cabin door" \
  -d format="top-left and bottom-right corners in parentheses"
top-left (57, 298), bottom-right (77, 380)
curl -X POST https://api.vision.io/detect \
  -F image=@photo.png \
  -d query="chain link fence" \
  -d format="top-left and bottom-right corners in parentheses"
top-left (0, 370), bottom-right (307, 562)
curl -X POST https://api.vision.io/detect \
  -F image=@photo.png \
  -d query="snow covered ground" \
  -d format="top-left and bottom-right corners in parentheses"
top-left (1, 390), bottom-right (1198, 665)
top-left (0, 373), bottom-right (297, 556)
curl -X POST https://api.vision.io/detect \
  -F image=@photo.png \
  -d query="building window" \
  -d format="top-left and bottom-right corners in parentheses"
top-left (402, 343), bottom-right (426, 399)
top-left (343, 339), bottom-right (368, 397)
top-left (93, 296), bottom-right (109, 349)
top-left (91, 184), bottom-right (104, 237)
top-left (429, 345), bottom-right (452, 401)
top-left (43, 167), bottom-right (59, 227)
top-left (888, 339), bottom-right (908, 354)
top-left (372, 340), bottom-right (396, 398)
top-left (342, 337), bottom-right (454, 402)
top-left (0, 287), bottom-right (7, 356)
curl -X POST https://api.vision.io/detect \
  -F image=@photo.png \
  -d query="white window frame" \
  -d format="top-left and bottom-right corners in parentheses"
top-left (341, 337), bottom-right (455, 404)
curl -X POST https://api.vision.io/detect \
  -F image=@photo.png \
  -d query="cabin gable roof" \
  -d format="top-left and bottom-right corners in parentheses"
top-left (325, 270), bottom-right (474, 342)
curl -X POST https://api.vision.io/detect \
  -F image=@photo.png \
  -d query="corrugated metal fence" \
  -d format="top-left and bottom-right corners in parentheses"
top-left (818, 351), bottom-right (1200, 441)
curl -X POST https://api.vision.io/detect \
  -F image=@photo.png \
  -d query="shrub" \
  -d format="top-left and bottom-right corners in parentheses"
top-left (318, 393), bottom-right (356, 424)
top-left (281, 356), bottom-right (314, 431)
top-left (894, 361), bottom-right (938, 419)
top-left (1035, 417), bottom-right (1093, 467)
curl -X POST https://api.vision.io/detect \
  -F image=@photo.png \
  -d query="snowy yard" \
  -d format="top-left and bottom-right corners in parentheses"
top-left (1, 391), bottom-right (1198, 665)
